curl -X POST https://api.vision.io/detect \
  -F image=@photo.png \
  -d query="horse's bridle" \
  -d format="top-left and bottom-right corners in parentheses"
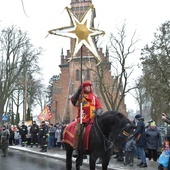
top-left (93, 114), bottom-right (131, 152)
top-left (109, 118), bottom-right (131, 150)
top-left (93, 116), bottom-right (112, 152)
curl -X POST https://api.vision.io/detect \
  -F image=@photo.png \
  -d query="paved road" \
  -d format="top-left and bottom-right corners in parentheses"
top-left (0, 149), bottom-right (68, 170)
top-left (9, 145), bottom-right (159, 170)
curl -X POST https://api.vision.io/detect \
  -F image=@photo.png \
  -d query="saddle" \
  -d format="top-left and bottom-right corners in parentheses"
top-left (62, 119), bottom-right (94, 150)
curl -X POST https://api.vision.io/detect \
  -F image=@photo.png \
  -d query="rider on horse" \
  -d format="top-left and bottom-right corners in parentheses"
top-left (71, 81), bottom-right (103, 157)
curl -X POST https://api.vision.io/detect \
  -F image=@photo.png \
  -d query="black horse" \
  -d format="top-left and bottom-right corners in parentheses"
top-left (63, 110), bottom-right (135, 170)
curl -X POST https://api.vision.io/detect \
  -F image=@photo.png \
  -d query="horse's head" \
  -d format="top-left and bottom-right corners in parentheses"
top-left (109, 112), bottom-right (135, 150)
top-left (92, 110), bottom-right (135, 154)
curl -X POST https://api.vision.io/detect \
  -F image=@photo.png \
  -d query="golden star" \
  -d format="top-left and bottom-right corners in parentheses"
top-left (48, 5), bottom-right (105, 65)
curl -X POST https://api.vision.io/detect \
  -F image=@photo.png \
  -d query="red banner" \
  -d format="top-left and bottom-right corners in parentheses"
top-left (37, 106), bottom-right (51, 121)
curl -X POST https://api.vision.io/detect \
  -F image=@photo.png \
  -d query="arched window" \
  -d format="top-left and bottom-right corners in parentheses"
top-left (76, 69), bottom-right (79, 81)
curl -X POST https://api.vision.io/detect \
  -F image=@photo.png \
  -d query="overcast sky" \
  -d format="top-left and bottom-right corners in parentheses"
top-left (0, 0), bottom-right (170, 112)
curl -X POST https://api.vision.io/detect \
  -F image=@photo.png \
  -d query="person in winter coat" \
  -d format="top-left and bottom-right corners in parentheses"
top-left (55, 124), bottom-right (62, 149)
top-left (131, 114), bottom-right (147, 168)
top-left (26, 125), bottom-right (31, 146)
top-left (30, 121), bottom-right (39, 147)
top-left (0, 125), bottom-right (10, 157)
top-left (14, 129), bottom-right (20, 145)
top-left (39, 121), bottom-right (48, 152)
top-left (162, 113), bottom-right (170, 143)
top-left (124, 138), bottom-right (136, 166)
top-left (146, 121), bottom-right (162, 161)
top-left (48, 123), bottom-right (56, 149)
top-left (71, 81), bottom-right (103, 157)
top-left (8, 126), bottom-right (14, 145)
top-left (18, 121), bottom-right (28, 147)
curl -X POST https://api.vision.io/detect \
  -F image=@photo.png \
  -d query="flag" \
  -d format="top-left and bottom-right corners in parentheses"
top-left (37, 106), bottom-right (51, 121)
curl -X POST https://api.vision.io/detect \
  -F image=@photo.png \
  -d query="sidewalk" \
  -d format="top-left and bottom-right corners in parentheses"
top-left (9, 145), bottom-right (158, 170)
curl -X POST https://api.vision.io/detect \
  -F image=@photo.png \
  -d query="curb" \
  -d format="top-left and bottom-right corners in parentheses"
top-left (9, 146), bottom-right (119, 170)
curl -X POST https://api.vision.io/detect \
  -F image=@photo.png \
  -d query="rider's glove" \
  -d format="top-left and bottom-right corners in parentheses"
top-left (95, 108), bottom-right (103, 116)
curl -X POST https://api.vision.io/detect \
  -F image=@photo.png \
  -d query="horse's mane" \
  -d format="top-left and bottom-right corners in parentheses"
top-left (99, 110), bottom-right (125, 120)
top-left (98, 110), bottom-right (130, 128)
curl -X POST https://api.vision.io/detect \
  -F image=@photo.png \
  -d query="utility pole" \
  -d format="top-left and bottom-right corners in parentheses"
top-left (23, 70), bottom-right (27, 121)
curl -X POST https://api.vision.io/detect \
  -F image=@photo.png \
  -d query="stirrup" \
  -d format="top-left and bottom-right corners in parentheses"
top-left (72, 149), bottom-right (78, 158)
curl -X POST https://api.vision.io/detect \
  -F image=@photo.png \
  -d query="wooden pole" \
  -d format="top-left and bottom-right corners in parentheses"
top-left (79, 45), bottom-right (84, 166)
top-left (80, 46), bottom-right (83, 125)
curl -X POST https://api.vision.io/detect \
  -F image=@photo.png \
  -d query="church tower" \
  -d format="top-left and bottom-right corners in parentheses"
top-left (49, 0), bottom-right (127, 124)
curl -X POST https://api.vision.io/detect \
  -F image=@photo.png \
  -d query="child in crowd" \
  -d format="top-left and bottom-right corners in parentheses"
top-left (14, 129), bottom-right (20, 145)
top-left (124, 137), bottom-right (136, 166)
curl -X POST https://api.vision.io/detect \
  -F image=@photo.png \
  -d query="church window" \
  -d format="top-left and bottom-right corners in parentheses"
top-left (76, 69), bottom-right (80, 81)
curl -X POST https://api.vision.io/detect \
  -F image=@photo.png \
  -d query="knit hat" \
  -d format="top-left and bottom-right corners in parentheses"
top-left (82, 81), bottom-right (93, 96)
top-left (135, 114), bottom-right (142, 119)
top-left (150, 121), bottom-right (156, 126)
top-left (82, 81), bottom-right (92, 87)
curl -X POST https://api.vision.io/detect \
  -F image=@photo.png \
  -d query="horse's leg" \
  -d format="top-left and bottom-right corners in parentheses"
top-left (75, 157), bottom-right (80, 170)
top-left (75, 150), bottom-right (83, 170)
top-left (89, 154), bottom-right (98, 170)
top-left (66, 150), bottom-right (73, 170)
top-left (101, 153), bottom-right (111, 170)
top-left (64, 143), bottom-right (73, 170)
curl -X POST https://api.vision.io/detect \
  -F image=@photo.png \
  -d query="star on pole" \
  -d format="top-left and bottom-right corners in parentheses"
top-left (48, 4), bottom-right (105, 65)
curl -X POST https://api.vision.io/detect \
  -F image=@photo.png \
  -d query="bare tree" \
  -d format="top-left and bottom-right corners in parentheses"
top-left (0, 25), bottom-right (43, 122)
top-left (131, 77), bottom-right (151, 119)
top-left (93, 22), bottom-right (139, 111)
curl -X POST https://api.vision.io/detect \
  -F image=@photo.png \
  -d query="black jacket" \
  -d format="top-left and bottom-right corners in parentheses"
top-left (30, 124), bottom-right (39, 134)
top-left (39, 125), bottom-right (48, 138)
top-left (133, 119), bottom-right (146, 147)
top-left (19, 125), bottom-right (28, 136)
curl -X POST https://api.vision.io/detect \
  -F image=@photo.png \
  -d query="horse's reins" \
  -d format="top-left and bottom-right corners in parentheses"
top-left (93, 114), bottom-right (115, 152)
top-left (93, 113), bottom-right (130, 152)
top-left (110, 117), bottom-right (130, 150)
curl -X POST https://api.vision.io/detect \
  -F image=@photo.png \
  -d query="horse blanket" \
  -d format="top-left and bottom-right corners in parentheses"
top-left (62, 119), bottom-right (94, 150)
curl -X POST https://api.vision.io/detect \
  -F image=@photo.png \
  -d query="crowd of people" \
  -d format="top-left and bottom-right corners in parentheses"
top-left (111, 113), bottom-right (170, 169)
top-left (1, 113), bottom-right (166, 168)
top-left (0, 80), bottom-right (169, 169)
top-left (0, 120), bottom-right (66, 156)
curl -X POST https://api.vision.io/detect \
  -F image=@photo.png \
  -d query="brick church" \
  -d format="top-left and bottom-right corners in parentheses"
top-left (49, 0), bottom-right (127, 124)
